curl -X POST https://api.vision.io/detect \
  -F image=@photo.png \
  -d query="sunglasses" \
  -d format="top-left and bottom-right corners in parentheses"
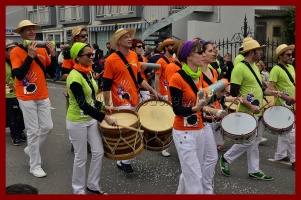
top-left (79, 53), bottom-right (94, 58)
top-left (136, 45), bottom-right (143, 48)
top-left (193, 50), bottom-right (204, 55)
top-left (77, 34), bottom-right (88, 38)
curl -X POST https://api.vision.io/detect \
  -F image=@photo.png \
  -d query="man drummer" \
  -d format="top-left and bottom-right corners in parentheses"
top-left (219, 39), bottom-right (281, 180)
top-left (268, 44), bottom-right (295, 170)
top-left (102, 28), bottom-right (158, 173)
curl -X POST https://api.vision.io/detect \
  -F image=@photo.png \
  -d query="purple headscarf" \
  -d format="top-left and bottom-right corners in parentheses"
top-left (179, 41), bottom-right (195, 62)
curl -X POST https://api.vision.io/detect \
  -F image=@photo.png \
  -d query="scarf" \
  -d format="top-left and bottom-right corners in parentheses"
top-left (182, 63), bottom-right (201, 80)
top-left (73, 63), bottom-right (92, 74)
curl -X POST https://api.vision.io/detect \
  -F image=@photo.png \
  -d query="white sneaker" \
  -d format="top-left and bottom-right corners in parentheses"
top-left (260, 137), bottom-right (268, 143)
top-left (161, 149), bottom-right (170, 157)
top-left (24, 146), bottom-right (29, 156)
top-left (30, 167), bottom-right (47, 178)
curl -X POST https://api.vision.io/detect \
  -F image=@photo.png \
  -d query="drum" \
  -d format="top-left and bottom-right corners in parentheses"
top-left (136, 99), bottom-right (175, 151)
top-left (262, 106), bottom-right (294, 135)
top-left (96, 89), bottom-right (112, 106)
top-left (221, 112), bottom-right (257, 144)
top-left (99, 109), bottom-right (143, 160)
top-left (224, 96), bottom-right (275, 112)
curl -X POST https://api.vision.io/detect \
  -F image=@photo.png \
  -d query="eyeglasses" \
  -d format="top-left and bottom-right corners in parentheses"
top-left (193, 50), bottom-right (204, 55)
top-left (77, 34), bottom-right (88, 38)
top-left (284, 53), bottom-right (293, 57)
top-left (136, 45), bottom-right (143, 48)
top-left (79, 53), bottom-right (94, 58)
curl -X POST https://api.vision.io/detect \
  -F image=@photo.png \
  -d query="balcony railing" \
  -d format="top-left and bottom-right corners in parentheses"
top-left (28, 6), bottom-right (50, 24)
top-left (96, 6), bottom-right (134, 17)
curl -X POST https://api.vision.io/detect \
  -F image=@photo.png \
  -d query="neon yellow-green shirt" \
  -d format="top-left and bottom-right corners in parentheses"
top-left (6, 62), bottom-right (16, 98)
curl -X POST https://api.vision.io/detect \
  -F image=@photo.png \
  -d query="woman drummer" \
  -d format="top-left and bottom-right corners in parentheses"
top-left (66, 42), bottom-right (117, 194)
top-left (169, 41), bottom-right (212, 194)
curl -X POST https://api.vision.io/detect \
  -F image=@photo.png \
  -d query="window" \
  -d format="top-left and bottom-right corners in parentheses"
top-left (273, 26), bottom-right (281, 37)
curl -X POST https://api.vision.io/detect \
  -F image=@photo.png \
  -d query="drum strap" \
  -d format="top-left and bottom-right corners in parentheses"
top-left (277, 63), bottom-right (295, 86)
top-left (162, 56), bottom-right (171, 64)
top-left (241, 60), bottom-right (268, 103)
top-left (115, 51), bottom-right (139, 90)
top-left (173, 60), bottom-right (182, 69)
top-left (177, 70), bottom-right (199, 95)
top-left (76, 70), bottom-right (96, 101)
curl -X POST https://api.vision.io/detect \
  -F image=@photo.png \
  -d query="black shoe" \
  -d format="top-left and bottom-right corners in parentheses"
top-left (12, 137), bottom-right (21, 146)
top-left (86, 187), bottom-right (107, 194)
top-left (20, 132), bottom-right (27, 142)
top-left (117, 162), bottom-right (133, 173)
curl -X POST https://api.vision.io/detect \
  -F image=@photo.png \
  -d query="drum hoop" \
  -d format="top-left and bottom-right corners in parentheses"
top-left (100, 109), bottom-right (139, 129)
top-left (221, 112), bottom-right (257, 136)
top-left (136, 98), bottom-right (173, 133)
top-left (262, 105), bottom-right (295, 131)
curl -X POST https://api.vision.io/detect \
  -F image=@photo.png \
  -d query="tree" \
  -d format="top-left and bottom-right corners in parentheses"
top-left (282, 8), bottom-right (295, 45)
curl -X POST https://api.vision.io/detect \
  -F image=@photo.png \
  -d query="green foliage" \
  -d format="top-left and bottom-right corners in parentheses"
top-left (282, 8), bottom-right (295, 44)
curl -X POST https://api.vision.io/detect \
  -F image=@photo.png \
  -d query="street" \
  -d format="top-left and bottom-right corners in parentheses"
top-left (6, 81), bottom-right (295, 195)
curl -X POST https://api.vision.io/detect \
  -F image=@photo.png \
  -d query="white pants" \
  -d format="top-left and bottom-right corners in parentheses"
top-left (274, 125), bottom-right (295, 163)
top-left (18, 98), bottom-right (53, 171)
top-left (139, 90), bottom-right (151, 104)
top-left (113, 104), bottom-right (136, 165)
top-left (173, 128), bottom-right (205, 194)
top-left (67, 119), bottom-right (104, 194)
top-left (223, 116), bottom-right (262, 174)
top-left (210, 122), bottom-right (225, 146)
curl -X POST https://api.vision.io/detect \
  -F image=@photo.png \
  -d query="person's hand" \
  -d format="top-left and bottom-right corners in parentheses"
top-left (104, 115), bottom-right (117, 127)
top-left (250, 105), bottom-right (260, 114)
top-left (104, 105), bottom-right (113, 114)
top-left (193, 94), bottom-right (210, 111)
top-left (27, 41), bottom-right (37, 58)
top-left (45, 41), bottom-right (56, 57)
top-left (216, 110), bottom-right (227, 118)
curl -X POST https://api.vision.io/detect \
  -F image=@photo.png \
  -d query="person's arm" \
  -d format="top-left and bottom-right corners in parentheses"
top-left (102, 77), bottom-right (113, 106)
top-left (13, 56), bottom-right (34, 80)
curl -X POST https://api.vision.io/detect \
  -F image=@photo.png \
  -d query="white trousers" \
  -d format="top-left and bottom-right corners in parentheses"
top-left (223, 116), bottom-right (262, 174)
top-left (67, 119), bottom-right (104, 194)
top-left (274, 125), bottom-right (295, 163)
top-left (173, 128), bottom-right (205, 194)
top-left (18, 98), bottom-right (53, 171)
top-left (138, 90), bottom-right (151, 104)
top-left (210, 122), bottom-right (225, 146)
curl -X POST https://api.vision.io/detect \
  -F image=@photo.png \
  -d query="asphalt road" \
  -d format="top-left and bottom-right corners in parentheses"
top-left (5, 81), bottom-right (295, 195)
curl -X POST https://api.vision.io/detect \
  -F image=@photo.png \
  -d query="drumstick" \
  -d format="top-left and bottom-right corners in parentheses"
top-left (236, 101), bottom-right (241, 116)
top-left (260, 101), bottom-right (270, 110)
top-left (215, 94), bottom-right (242, 124)
top-left (117, 124), bottom-right (144, 133)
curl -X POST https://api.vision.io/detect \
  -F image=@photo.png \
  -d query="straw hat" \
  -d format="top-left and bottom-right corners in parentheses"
top-left (13, 20), bottom-right (41, 34)
top-left (71, 26), bottom-right (87, 43)
top-left (239, 40), bottom-right (266, 54)
top-left (239, 37), bottom-right (253, 50)
top-left (273, 44), bottom-right (295, 60)
top-left (6, 39), bottom-right (17, 49)
top-left (109, 28), bottom-right (136, 50)
top-left (157, 38), bottom-right (175, 52)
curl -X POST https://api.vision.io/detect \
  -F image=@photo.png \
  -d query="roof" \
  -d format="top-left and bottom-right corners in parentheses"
top-left (255, 9), bottom-right (289, 18)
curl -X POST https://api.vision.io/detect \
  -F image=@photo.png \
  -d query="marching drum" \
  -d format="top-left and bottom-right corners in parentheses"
top-left (262, 106), bottom-right (295, 135)
top-left (224, 96), bottom-right (275, 112)
top-left (136, 99), bottom-right (175, 151)
top-left (99, 109), bottom-right (143, 160)
top-left (221, 112), bottom-right (257, 144)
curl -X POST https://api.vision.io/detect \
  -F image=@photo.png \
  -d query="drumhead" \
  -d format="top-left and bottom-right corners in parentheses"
top-left (137, 99), bottom-right (175, 132)
top-left (221, 112), bottom-right (257, 135)
top-left (263, 106), bottom-right (294, 129)
top-left (100, 110), bottom-right (138, 129)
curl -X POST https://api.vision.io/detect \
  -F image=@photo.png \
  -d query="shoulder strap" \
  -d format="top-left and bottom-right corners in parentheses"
top-left (202, 68), bottom-right (214, 86)
top-left (277, 63), bottom-right (295, 86)
top-left (177, 70), bottom-right (198, 97)
top-left (162, 56), bottom-right (170, 64)
top-left (76, 70), bottom-right (96, 101)
top-left (115, 51), bottom-right (139, 89)
top-left (173, 60), bottom-right (182, 69)
top-left (18, 44), bottom-right (46, 78)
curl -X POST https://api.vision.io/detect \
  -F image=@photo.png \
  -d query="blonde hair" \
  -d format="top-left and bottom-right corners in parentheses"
top-left (256, 60), bottom-right (268, 72)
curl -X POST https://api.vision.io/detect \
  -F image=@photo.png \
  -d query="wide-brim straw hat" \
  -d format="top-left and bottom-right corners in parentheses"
top-left (157, 38), bottom-right (175, 52)
top-left (71, 26), bottom-right (88, 43)
top-left (109, 28), bottom-right (136, 50)
top-left (6, 39), bottom-right (17, 48)
top-left (239, 40), bottom-right (266, 54)
top-left (240, 37), bottom-right (253, 48)
top-left (273, 44), bottom-right (295, 60)
top-left (13, 20), bottom-right (41, 34)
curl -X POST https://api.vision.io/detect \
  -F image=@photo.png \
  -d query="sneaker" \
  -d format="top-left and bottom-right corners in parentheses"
top-left (86, 187), bottom-right (108, 194)
top-left (161, 149), bottom-right (170, 157)
top-left (217, 145), bottom-right (227, 152)
top-left (219, 155), bottom-right (230, 176)
top-left (276, 156), bottom-right (290, 162)
top-left (20, 132), bottom-right (27, 142)
top-left (30, 167), bottom-right (47, 178)
top-left (260, 137), bottom-right (268, 144)
top-left (117, 161), bottom-right (133, 173)
top-left (24, 146), bottom-right (29, 156)
top-left (292, 162), bottom-right (295, 171)
top-left (249, 172), bottom-right (273, 181)
top-left (12, 137), bottom-right (21, 146)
